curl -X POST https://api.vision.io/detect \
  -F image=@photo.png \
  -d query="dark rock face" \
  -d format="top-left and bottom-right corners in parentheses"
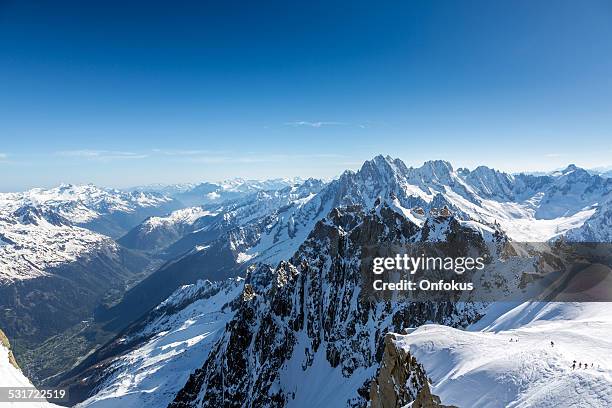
top-left (170, 203), bottom-right (493, 408)
top-left (369, 333), bottom-right (426, 408)
top-left (369, 333), bottom-right (456, 408)
top-left (0, 329), bottom-right (19, 370)
top-left (411, 382), bottom-right (457, 408)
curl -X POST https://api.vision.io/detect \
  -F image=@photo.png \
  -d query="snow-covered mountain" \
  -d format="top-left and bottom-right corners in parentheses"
top-left (119, 156), bottom-right (609, 269)
top-left (126, 183), bottom-right (198, 196)
top-left (2, 155), bottom-right (610, 408)
top-left (118, 206), bottom-right (218, 252)
top-left (166, 200), bottom-right (514, 408)
top-left (318, 156), bottom-right (607, 243)
top-left (217, 177), bottom-right (306, 193)
top-left (225, 156), bottom-right (609, 268)
top-left (564, 197), bottom-right (612, 242)
top-left (241, 156), bottom-right (609, 264)
top-left (0, 204), bottom-right (117, 283)
top-left (65, 201), bottom-right (495, 408)
top-left (118, 178), bottom-right (322, 255)
top-left (0, 187), bottom-right (159, 384)
top-left (0, 184), bottom-right (180, 238)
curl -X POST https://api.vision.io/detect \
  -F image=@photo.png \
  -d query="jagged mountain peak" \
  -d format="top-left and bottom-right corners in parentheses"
top-left (549, 163), bottom-right (594, 179)
top-left (470, 164), bottom-right (510, 177)
top-left (419, 159), bottom-right (454, 174)
top-left (404, 160), bottom-right (457, 188)
top-left (557, 164), bottom-right (593, 180)
top-left (463, 165), bottom-right (515, 199)
top-left (560, 163), bottom-right (579, 174)
top-left (358, 155), bottom-right (406, 180)
top-left (298, 177), bottom-right (326, 189)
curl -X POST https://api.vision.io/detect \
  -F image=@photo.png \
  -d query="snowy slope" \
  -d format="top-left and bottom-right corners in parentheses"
top-left (0, 184), bottom-right (172, 224)
top-left (395, 302), bottom-right (612, 408)
top-left (0, 330), bottom-right (60, 408)
top-left (564, 198), bottom-right (612, 242)
top-left (0, 206), bottom-right (118, 283)
top-left (72, 278), bottom-right (243, 408)
top-left (118, 207), bottom-right (218, 252)
top-left (143, 207), bottom-right (216, 231)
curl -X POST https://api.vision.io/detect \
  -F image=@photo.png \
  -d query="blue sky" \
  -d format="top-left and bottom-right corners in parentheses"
top-left (1, 0), bottom-right (611, 190)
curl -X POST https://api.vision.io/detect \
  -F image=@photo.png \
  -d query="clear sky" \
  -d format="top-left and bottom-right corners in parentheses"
top-left (1, 0), bottom-right (611, 191)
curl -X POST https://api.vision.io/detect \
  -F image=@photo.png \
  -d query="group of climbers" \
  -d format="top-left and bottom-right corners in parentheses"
top-left (572, 360), bottom-right (596, 370)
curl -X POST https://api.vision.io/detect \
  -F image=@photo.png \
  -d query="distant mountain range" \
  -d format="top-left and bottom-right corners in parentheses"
top-left (0, 156), bottom-right (610, 408)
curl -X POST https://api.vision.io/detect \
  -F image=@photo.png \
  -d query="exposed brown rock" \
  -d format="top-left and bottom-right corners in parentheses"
top-left (412, 382), bottom-right (457, 408)
top-left (0, 329), bottom-right (19, 369)
top-left (439, 206), bottom-right (452, 217)
top-left (369, 333), bottom-right (455, 408)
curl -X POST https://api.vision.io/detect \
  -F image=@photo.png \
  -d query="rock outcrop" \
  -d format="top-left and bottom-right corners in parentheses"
top-left (369, 333), bottom-right (455, 408)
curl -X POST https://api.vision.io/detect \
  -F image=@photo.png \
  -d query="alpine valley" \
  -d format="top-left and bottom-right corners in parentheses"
top-left (1, 156), bottom-right (610, 408)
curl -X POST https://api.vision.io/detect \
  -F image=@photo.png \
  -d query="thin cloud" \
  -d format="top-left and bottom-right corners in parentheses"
top-left (57, 150), bottom-right (148, 160)
top-left (284, 121), bottom-right (348, 128)
top-left (282, 121), bottom-right (376, 129)
top-left (0, 153), bottom-right (7, 160)
top-left (544, 153), bottom-right (565, 158)
top-left (151, 148), bottom-right (214, 156)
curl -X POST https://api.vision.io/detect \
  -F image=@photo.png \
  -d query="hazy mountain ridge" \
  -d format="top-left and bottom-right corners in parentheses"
top-left (0, 183), bottom-right (180, 238)
top-left (119, 178), bottom-right (325, 257)
top-left (131, 177), bottom-right (305, 207)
